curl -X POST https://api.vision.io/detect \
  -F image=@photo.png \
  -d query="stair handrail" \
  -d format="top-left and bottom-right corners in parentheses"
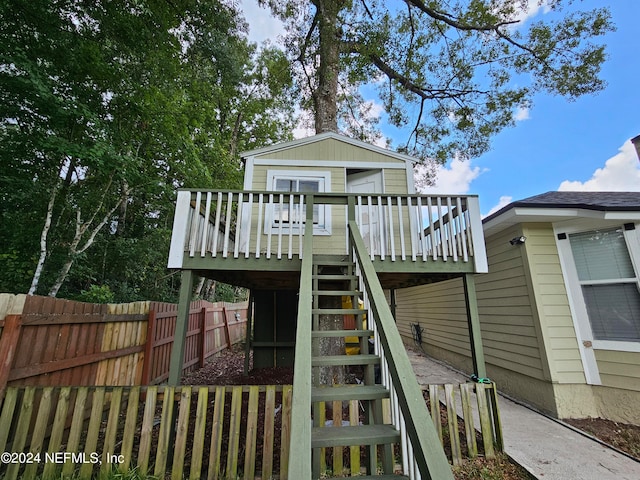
top-left (288, 195), bottom-right (314, 479)
top-left (348, 219), bottom-right (455, 480)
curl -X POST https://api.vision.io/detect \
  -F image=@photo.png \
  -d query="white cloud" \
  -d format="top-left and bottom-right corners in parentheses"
top-left (558, 139), bottom-right (640, 192)
top-left (509, 0), bottom-right (553, 24)
top-left (240, 0), bottom-right (285, 44)
top-left (514, 106), bottom-right (530, 121)
top-left (484, 195), bottom-right (513, 218)
top-left (418, 159), bottom-right (485, 195)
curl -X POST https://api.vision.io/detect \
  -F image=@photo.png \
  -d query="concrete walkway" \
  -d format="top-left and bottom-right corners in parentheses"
top-left (406, 348), bottom-right (640, 480)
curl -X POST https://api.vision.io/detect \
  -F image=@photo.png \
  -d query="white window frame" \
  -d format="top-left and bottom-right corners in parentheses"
top-left (265, 169), bottom-right (332, 235)
top-left (557, 222), bottom-right (640, 355)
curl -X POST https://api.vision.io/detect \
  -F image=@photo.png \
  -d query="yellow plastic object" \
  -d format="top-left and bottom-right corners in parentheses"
top-left (342, 296), bottom-right (365, 355)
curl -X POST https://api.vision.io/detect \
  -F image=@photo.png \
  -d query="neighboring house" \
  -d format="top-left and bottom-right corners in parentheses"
top-left (396, 191), bottom-right (640, 425)
top-left (166, 132), bottom-right (489, 479)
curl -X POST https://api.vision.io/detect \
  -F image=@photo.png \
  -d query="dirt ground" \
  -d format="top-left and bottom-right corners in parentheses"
top-left (563, 417), bottom-right (640, 460)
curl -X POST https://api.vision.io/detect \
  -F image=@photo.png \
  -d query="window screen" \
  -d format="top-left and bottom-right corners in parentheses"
top-left (569, 228), bottom-right (640, 342)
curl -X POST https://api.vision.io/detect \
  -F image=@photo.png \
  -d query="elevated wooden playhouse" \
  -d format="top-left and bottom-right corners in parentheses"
top-left (166, 133), bottom-right (492, 479)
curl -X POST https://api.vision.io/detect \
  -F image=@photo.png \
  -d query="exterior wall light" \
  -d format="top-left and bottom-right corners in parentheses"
top-left (509, 236), bottom-right (526, 245)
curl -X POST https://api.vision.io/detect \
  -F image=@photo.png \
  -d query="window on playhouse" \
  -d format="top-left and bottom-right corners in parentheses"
top-left (266, 170), bottom-right (331, 235)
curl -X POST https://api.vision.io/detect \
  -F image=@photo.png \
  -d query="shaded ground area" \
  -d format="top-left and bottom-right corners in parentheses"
top-left (182, 344), bottom-right (293, 385)
top-left (563, 417), bottom-right (640, 460)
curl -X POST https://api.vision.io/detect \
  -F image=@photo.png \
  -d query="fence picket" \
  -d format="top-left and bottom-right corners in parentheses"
top-left (225, 386), bottom-right (242, 477)
top-left (172, 387), bottom-right (192, 479)
top-left (154, 387), bottom-right (175, 477)
top-left (101, 387), bottom-right (123, 473)
top-left (121, 386), bottom-right (140, 472)
top-left (23, 387), bottom-right (53, 478)
top-left (243, 386), bottom-right (260, 479)
top-left (262, 385), bottom-right (276, 480)
top-left (62, 388), bottom-right (88, 476)
top-left (460, 383), bottom-right (478, 458)
top-left (138, 386), bottom-right (158, 474)
top-left (208, 386), bottom-right (226, 480)
top-left (476, 383), bottom-right (495, 459)
top-left (280, 385), bottom-right (293, 480)
top-left (190, 387), bottom-right (209, 480)
top-left (0, 387), bottom-right (18, 453)
top-left (79, 387), bottom-right (106, 478)
top-left (444, 383), bottom-right (462, 466)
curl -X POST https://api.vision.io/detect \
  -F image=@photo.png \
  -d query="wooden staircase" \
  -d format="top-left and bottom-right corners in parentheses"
top-left (310, 255), bottom-right (408, 480)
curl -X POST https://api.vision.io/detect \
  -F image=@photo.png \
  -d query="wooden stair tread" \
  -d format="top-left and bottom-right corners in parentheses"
top-left (313, 289), bottom-right (360, 295)
top-left (312, 308), bottom-right (366, 315)
top-left (324, 476), bottom-right (409, 480)
top-left (313, 273), bottom-right (357, 280)
top-left (312, 385), bottom-right (389, 402)
top-left (312, 354), bottom-right (380, 366)
top-left (312, 329), bottom-right (373, 337)
top-left (311, 424), bottom-right (400, 448)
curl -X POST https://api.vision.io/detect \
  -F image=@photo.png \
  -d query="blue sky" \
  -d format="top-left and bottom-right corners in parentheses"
top-left (241, 1), bottom-right (640, 216)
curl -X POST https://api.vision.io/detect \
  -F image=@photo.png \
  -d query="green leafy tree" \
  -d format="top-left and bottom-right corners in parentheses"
top-left (260, 0), bottom-right (613, 164)
top-left (0, 0), bottom-right (295, 299)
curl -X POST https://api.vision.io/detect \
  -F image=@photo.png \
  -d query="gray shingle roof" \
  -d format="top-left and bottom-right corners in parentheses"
top-left (484, 191), bottom-right (640, 224)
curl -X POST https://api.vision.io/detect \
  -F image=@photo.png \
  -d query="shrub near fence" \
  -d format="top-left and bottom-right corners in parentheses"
top-left (0, 294), bottom-right (248, 393)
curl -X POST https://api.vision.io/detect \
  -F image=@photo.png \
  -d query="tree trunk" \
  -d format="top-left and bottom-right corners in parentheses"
top-left (313, 0), bottom-right (341, 133)
top-left (28, 178), bottom-right (61, 295)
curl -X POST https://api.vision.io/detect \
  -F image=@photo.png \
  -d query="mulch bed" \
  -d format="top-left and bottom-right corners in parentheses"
top-left (563, 417), bottom-right (640, 460)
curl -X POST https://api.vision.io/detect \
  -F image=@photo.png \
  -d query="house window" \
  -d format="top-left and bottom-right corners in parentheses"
top-left (266, 170), bottom-right (331, 234)
top-left (569, 227), bottom-right (640, 342)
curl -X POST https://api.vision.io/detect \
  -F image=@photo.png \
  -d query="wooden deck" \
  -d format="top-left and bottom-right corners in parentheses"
top-left (168, 190), bottom-right (488, 289)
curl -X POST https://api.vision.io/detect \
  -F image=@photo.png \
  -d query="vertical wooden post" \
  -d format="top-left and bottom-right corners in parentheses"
top-left (222, 306), bottom-right (231, 349)
top-left (463, 273), bottom-right (487, 378)
top-left (0, 314), bottom-right (21, 398)
top-left (199, 307), bottom-right (207, 369)
top-left (141, 309), bottom-right (156, 385)
top-left (168, 270), bottom-right (195, 385)
top-left (244, 291), bottom-right (254, 375)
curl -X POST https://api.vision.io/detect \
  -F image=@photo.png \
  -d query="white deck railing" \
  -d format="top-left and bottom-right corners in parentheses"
top-left (168, 190), bottom-right (487, 272)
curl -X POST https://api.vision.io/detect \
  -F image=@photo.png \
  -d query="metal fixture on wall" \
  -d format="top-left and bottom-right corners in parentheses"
top-left (509, 236), bottom-right (526, 245)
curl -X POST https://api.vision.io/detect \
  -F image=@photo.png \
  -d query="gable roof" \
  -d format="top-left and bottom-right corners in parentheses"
top-left (239, 131), bottom-right (418, 164)
top-left (483, 191), bottom-right (640, 235)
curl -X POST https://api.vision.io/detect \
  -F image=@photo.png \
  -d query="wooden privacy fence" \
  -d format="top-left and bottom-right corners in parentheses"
top-left (0, 383), bottom-right (501, 480)
top-left (0, 294), bottom-right (248, 392)
top-left (143, 300), bottom-right (248, 385)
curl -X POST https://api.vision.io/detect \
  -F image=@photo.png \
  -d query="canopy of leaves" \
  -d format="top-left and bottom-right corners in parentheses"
top-left (261, 0), bottom-right (613, 164)
top-left (0, 0), bottom-right (295, 300)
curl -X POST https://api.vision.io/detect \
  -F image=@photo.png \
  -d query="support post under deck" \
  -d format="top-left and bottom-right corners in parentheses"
top-left (168, 270), bottom-right (195, 385)
top-left (464, 273), bottom-right (487, 378)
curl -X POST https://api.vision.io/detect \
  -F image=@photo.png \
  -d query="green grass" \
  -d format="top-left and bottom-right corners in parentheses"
top-left (14, 466), bottom-right (158, 480)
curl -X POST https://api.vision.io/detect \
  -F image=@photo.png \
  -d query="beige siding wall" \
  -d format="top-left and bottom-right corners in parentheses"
top-left (395, 225), bottom-right (549, 393)
top-left (396, 279), bottom-right (470, 359)
top-left (521, 223), bottom-right (585, 384)
top-left (476, 226), bottom-right (547, 380)
top-left (382, 169), bottom-right (408, 194)
top-left (249, 146), bottom-right (410, 255)
top-left (595, 349), bottom-right (640, 392)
